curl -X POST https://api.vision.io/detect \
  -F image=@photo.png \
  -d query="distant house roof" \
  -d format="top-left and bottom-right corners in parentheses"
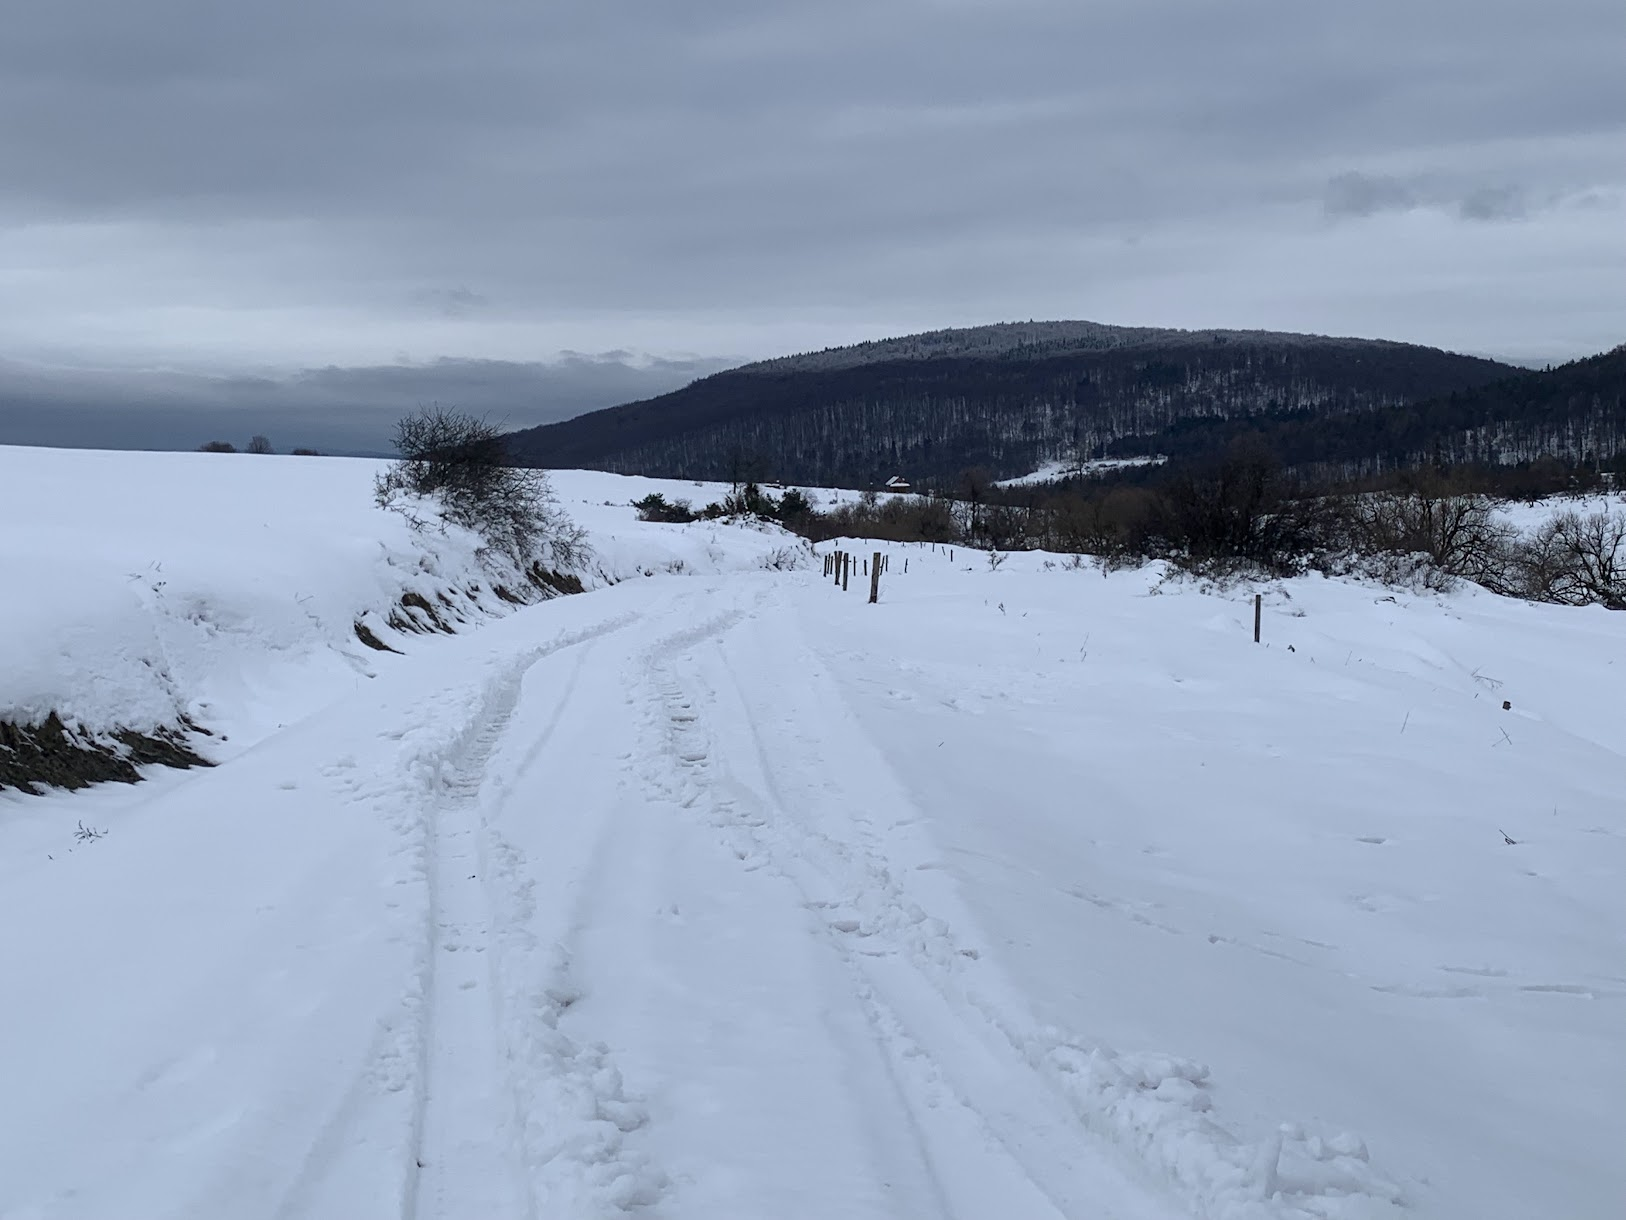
top-left (885, 476), bottom-right (910, 489)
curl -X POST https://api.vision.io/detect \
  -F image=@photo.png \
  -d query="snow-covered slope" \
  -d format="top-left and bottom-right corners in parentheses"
top-left (0, 448), bottom-right (805, 753)
top-left (1, 449), bottom-right (1622, 1220)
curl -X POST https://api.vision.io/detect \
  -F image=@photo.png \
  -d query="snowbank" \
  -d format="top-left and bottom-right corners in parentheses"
top-left (0, 447), bottom-right (807, 765)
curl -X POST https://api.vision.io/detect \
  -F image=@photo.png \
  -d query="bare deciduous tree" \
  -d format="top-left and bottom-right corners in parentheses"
top-left (1517, 510), bottom-right (1626, 608)
top-left (1354, 487), bottom-right (1516, 591)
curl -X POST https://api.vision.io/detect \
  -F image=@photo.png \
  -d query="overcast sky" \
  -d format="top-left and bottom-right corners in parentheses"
top-left (3, 0), bottom-right (1623, 451)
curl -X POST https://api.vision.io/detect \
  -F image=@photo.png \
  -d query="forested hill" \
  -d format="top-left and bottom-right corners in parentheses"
top-left (1149, 343), bottom-right (1626, 482)
top-left (504, 322), bottom-right (1517, 486)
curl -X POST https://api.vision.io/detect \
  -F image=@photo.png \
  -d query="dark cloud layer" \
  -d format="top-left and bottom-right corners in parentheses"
top-left (1, 0), bottom-right (1622, 445)
top-left (0, 354), bottom-right (727, 454)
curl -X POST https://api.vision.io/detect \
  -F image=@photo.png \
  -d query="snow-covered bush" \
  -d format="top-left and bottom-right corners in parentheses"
top-left (374, 406), bottom-right (587, 567)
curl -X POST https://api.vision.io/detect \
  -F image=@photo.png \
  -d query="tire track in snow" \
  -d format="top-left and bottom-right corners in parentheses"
top-left (324, 611), bottom-right (646, 1220)
top-left (473, 636), bottom-right (668, 1218)
top-left (400, 610), bottom-right (670, 1220)
top-left (635, 597), bottom-right (1161, 1220)
top-left (407, 665), bottom-right (536, 1220)
top-left (638, 588), bottom-right (1405, 1220)
top-left (199, 616), bottom-right (649, 1220)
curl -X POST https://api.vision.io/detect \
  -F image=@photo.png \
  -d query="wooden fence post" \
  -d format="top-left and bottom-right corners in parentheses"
top-left (869, 551), bottom-right (881, 603)
top-left (843, 553), bottom-right (850, 592)
top-left (1254, 593), bottom-right (1262, 643)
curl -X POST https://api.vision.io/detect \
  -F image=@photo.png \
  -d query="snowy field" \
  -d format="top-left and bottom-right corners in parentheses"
top-left (1, 447), bottom-right (1622, 1220)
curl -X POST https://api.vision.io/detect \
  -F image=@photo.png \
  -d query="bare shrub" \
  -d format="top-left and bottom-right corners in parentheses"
top-left (374, 406), bottom-right (587, 566)
top-left (760, 546), bottom-right (804, 571)
top-left (790, 494), bottom-right (957, 544)
top-left (633, 493), bottom-right (697, 523)
top-left (1351, 488), bottom-right (1516, 592)
top-left (1155, 446), bottom-right (1341, 578)
top-left (1051, 486), bottom-right (1163, 567)
top-left (198, 440), bottom-right (237, 453)
top-left (245, 435), bottom-right (274, 455)
top-left (1515, 510), bottom-right (1626, 608)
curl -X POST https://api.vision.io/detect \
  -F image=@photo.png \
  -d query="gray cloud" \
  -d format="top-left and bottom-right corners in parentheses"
top-left (0, 0), bottom-right (1623, 420)
top-left (413, 287), bottom-right (491, 318)
top-left (1459, 185), bottom-right (1529, 222)
top-left (1325, 173), bottom-right (1419, 218)
top-left (1325, 173), bottom-right (1540, 224)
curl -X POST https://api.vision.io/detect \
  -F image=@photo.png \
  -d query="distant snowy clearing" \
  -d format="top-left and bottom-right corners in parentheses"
top-left (1, 446), bottom-right (1621, 1220)
top-left (995, 456), bottom-right (1167, 486)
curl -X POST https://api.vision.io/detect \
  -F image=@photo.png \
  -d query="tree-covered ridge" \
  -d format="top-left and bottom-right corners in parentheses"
top-left (733, 320), bottom-right (1446, 375)
top-left (505, 325), bottom-right (1515, 486)
top-left (1114, 345), bottom-right (1626, 481)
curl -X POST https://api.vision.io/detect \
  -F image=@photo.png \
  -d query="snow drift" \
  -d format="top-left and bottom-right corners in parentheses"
top-left (0, 447), bottom-right (808, 787)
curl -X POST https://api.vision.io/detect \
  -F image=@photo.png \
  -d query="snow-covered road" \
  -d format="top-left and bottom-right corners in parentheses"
top-left (5, 544), bottom-right (1623, 1219)
top-left (1, 578), bottom-right (1180, 1219)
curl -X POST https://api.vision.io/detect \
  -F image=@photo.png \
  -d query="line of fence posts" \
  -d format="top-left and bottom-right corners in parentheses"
top-left (825, 549), bottom-right (851, 589)
top-left (834, 550), bottom-right (1262, 626)
top-left (822, 548), bottom-right (896, 599)
top-left (829, 552), bottom-right (1269, 630)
